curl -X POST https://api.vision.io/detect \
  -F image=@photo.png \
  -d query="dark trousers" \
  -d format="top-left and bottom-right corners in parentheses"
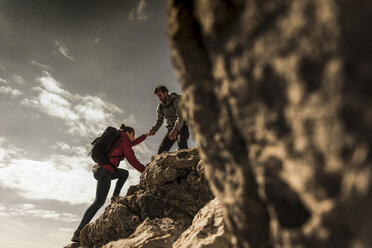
top-left (157, 124), bottom-right (190, 154)
top-left (78, 167), bottom-right (128, 229)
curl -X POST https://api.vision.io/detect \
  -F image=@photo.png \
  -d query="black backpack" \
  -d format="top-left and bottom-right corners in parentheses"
top-left (90, 126), bottom-right (123, 167)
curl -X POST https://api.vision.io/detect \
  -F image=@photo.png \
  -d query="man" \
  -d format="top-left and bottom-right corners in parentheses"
top-left (149, 85), bottom-right (189, 154)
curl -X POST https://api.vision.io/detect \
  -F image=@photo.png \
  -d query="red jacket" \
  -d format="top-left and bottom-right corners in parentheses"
top-left (101, 130), bottom-right (147, 173)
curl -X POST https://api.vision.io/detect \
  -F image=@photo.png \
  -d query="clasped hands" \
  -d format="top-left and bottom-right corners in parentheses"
top-left (146, 128), bottom-right (178, 140)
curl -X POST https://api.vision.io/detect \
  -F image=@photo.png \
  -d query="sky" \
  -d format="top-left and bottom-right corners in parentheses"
top-left (0, 1), bottom-right (193, 247)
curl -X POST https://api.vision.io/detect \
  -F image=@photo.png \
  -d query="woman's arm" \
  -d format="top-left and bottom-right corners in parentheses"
top-left (132, 134), bottom-right (147, 146)
top-left (123, 145), bottom-right (146, 173)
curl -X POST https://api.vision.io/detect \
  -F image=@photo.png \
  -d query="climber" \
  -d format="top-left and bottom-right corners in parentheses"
top-left (148, 85), bottom-right (190, 154)
top-left (71, 123), bottom-right (149, 243)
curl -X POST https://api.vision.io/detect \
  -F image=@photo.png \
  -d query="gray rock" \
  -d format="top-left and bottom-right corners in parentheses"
top-left (167, 0), bottom-right (372, 247)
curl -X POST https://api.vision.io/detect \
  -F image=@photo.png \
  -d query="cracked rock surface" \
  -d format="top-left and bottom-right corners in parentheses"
top-left (167, 0), bottom-right (372, 247)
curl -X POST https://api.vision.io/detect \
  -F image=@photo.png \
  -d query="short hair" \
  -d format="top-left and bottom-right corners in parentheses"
top-left (153, 85), bottom-right (168, 94)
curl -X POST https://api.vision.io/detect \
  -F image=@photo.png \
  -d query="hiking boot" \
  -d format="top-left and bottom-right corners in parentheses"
top-left (71, 227), bottom-right (81, 243)
top-left (111, 195), bottom-right (120, 204)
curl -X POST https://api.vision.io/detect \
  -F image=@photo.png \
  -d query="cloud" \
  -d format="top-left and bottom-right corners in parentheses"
top-left (0, 138), bottom-right (142, 205)
top-left (0, 203), bottom-right (79, 222)
top-left (37, 72), bottom-right (70, 96)
top-left (0, 85), bottom-right (22, 96)
top-left (24, 112), bottom-right (41, 120)
top-left (20, 71), bottom-right (128, 138)
top-left (129, 0), bottom-right (150, 23)
top-left (133, 140), bottom-right (152, 163)
top-left (21, 88), bottom-right (79, 121)
top-left (12, 74), bottom-right (25, 84)
top-left (52, 142), bottom-right (72, 152)
top-left (54, 41), bottom-right (75, 61)
top-left (0, 77), bottom-right (6, 83)
top-left (0, 138), bottom-right (22, 162)
top-left (0, 213), bottom-right (77, 248)
top-left (31, 60), bottom-right (54, 72)
top-left (52, 142), bottom-right (88, 157)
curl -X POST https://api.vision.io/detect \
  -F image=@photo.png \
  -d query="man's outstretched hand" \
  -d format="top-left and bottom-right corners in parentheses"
top-left (147, 129), bottom-right (156, 136)
top-left (169, 129), bottom-right (178, 140)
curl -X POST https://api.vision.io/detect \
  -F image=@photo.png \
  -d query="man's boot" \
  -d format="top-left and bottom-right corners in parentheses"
top-left (71, 227), bottom-right (82, 242)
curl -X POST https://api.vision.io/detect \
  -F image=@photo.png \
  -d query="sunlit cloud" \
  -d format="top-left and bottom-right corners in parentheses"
top-left (54, 41), bottom-right (75, 61)
top-left (0, 158), bottom-right (93, 205)
top-left (0, 203), bottom-right (79, 222)
top-left (0, 138), bottom-right (143, 205)
top-left (129, 0), bottom-right (150, 23)
top-left (20, 71), bottom-right (128, 138)
top-left (37, 71), bottom-right (70, 96)
top-left (0, 85), bottom-right (22, 96)
top-left (21, 88), bottom-right (79, 121)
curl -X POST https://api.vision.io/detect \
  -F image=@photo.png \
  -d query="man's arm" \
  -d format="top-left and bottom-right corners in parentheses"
top-left (150, 104), bottom-right (164, 133)
top-left (173, 96), bottom-right (184, 132)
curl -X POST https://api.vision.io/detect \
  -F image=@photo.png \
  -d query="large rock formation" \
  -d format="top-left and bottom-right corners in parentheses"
top-left (167, 0), bottom-right (372, 247)
top-left (64, 148), bottom-right (216, 248)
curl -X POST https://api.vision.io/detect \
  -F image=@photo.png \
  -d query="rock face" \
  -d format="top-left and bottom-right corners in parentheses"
top-left (102, 218), bottom-right (183, 248)
top-left (173, 198), bottom-right (232, 248)
top-left (167, 0), bottom-right (372, 248)
top-left (65, 147), bottom-right (215, 248)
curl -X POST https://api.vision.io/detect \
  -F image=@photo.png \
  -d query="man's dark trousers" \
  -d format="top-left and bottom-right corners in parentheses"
top-left (157, 124), bottom-right (189, 154)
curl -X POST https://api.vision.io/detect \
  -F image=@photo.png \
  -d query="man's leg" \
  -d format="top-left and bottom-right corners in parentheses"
top-left (111, 168), bottom-right (129, 196)
top-left (177, 124), bottom-right (190, 149)
top-left (157, 129), bottom-right (176, 154)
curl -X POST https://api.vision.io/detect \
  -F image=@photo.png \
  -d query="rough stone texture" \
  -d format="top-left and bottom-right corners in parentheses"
top-left (63, 243), bottom-right (84, 248)
top-left (76, 147), bottom-right (214, 248)
top-left (102, 218), bottom-right (183, 248)
top-left (173, 198), bottom-right (232, 248)
top-left (167, 0), bottom-right (372, 248)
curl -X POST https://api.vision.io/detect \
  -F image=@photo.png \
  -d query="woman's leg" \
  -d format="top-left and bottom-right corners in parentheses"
top-left (77, 168), bottom-right (111, 229)
top-left (111, 168), bottom-right (129, 196)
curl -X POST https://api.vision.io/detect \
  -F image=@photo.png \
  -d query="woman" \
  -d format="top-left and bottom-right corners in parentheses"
top-left (71, 124), bottom-right (148, 243)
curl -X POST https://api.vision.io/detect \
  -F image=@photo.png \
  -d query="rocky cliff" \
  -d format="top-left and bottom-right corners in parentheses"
top-left (64, 147), bottom-right (232, 248)
top-left (167, 0), bottom-right (372, 247)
